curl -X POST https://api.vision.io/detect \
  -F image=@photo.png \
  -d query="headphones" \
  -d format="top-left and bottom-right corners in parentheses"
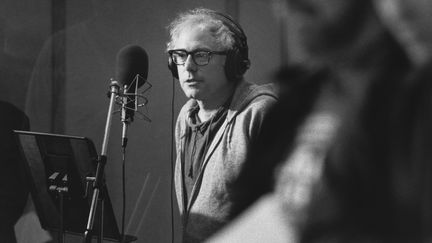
top-left (168, 10), bottom-right (250, 83)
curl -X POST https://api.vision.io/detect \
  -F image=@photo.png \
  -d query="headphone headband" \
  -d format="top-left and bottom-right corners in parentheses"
top-left (208, 10), bottom-right (248, 53)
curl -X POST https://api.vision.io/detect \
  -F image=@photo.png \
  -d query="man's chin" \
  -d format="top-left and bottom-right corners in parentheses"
top-left (189, 95), bottom-right (202, 100)
top-left (184, 91), bottom-right (202, 100)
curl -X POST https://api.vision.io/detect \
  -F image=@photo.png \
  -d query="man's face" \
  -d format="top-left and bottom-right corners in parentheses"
top-left (172, 26), bottom-right (231, 102)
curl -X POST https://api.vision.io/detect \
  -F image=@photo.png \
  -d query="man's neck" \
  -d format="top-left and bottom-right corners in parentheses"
top-left (197, 96), bottom-right (233, 122)
top-left (196, 84), bottom-right (236, 122)
top-left (196, 107), bottom-right (218, 122)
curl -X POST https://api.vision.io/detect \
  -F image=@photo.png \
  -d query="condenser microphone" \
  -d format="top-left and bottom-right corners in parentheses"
top-left (115, 44), bottom-right (149, 123)
top-left (115, 44), bottom-right (148, 148)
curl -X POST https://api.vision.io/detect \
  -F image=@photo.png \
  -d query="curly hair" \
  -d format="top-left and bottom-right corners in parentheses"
top-left (166, 8), bottom-right (236, 51)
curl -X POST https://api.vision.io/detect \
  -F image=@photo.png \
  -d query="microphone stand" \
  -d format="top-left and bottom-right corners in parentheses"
top-left (120, 84), bottom-right (132, 242)
top-left (121, 84), bottom-right (133, 148)
top-left (83, 79), bottom-right (120, 243)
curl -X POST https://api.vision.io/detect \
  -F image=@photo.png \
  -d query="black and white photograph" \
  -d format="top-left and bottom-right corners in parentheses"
top-left (1, 0), bottom-right (432, 242)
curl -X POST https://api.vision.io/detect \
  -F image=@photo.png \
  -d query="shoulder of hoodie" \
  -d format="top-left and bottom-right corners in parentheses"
top-left (230, 81), bottom-right (279, 110)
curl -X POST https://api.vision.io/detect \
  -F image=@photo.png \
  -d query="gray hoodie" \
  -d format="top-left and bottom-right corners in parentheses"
top-left (175, 80), bottom-right (279, 242)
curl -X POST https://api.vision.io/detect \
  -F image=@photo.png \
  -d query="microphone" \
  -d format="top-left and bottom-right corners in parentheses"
top-left (115, 44), bottom-right (148, 148)
top-left (115, 44), bottom-right (149, 123)
top-left (84, 45), bottom-right (148, 242)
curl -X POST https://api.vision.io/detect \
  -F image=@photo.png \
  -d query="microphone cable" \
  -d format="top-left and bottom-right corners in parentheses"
top-left (121, 145), bottom-right (126, 240)
top-left (170, 77), bottom-right (176, 243)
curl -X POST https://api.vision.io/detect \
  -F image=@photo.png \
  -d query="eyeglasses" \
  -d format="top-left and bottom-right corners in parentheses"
top-left (168, 49), bottom-right (227, 66)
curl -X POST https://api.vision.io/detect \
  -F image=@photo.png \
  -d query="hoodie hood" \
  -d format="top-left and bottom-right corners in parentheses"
top-left (227, 81), bottom-right (279, 122)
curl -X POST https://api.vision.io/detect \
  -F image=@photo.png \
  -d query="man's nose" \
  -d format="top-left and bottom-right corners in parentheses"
top-left (184, 54), bottom-right (197, 72)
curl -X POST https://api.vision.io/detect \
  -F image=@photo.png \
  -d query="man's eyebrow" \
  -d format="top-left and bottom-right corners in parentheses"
top-left (192, 48), bottom-right (212, 51)
top-left (172, 48), bottom-right (212, 53)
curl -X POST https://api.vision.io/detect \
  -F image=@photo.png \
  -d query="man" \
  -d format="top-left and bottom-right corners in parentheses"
top-left (166, 8), bottom-right (278, 243)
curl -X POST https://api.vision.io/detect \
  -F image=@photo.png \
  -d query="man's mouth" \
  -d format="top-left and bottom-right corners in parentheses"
top-left (185, 79), bottom-right (201, 83)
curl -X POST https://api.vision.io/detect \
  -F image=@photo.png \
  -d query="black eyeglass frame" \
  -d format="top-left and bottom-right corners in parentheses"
top-left (168, 49), bottom-right (228, 66)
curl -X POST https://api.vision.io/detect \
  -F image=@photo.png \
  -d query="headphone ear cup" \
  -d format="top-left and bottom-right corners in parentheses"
top-left (168, 57), bottom-right (179, 79)
top-left (224, 48), bottom-right (248, 82)
top-left (224, 50), bottom-right (235, 82)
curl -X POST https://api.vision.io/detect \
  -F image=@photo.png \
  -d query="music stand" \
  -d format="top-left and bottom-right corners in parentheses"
top-left (14, 130), bottom-right (136, 243)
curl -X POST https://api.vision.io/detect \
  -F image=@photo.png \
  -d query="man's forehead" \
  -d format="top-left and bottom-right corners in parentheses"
top-left (173, 27), bottom-right (218, 49)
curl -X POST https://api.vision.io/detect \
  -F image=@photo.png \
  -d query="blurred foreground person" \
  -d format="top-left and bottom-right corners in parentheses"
top-left (209, 0), bottom-right (432, 242)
